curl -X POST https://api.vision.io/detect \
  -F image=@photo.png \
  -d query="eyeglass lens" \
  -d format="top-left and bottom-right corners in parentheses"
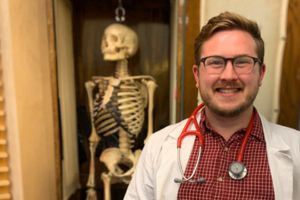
top-left (203, 56), bottom-right (257, 74)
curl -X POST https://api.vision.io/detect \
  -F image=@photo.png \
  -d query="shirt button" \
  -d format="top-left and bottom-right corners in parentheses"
top-left (217, 177), bottom-right (224, 182)
top-left (224, 147), bottom-right (229, 152)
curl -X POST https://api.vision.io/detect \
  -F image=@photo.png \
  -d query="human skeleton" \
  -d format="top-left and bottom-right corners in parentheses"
top-left (85, 23), bottom-right (156, 200)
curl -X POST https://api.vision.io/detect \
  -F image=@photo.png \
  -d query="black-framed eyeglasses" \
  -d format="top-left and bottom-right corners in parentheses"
top-left (200, 55), bottom-right (262, 75)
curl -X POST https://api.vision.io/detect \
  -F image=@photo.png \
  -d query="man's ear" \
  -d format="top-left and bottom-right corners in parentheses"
top-left (259, 64), bottom-right (266, 86)
top-left (193, 64), bottom-right (200, 87)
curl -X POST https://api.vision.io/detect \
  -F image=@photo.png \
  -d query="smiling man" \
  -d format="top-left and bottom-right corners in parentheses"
top-left (193, 28), bottom-right (265, 140)
top-left (124, 12), bottom-right (300, 200)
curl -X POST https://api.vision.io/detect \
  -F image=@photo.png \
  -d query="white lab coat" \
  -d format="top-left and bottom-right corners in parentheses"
top-left (124, 114), bottom-right (300, 200)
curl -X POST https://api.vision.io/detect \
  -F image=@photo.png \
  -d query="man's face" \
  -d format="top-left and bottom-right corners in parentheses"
top-left (193, 30), bottom-right (265, 117)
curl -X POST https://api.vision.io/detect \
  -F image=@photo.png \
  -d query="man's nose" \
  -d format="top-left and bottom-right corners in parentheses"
top-left (219, 61), bottom-right (238, 80)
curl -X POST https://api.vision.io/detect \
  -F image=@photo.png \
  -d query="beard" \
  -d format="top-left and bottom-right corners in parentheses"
top-left (199, 81), bottom-right (259, 118)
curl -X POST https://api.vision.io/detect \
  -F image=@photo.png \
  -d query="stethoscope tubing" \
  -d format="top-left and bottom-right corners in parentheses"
top-left (237, 114), bottom-right (254, 161)
top-left (177, 104), bottom-right (205, 148)
top-left (175, 103), bottom-right (255, 182)
top-left (177, 145), bottom-right (202, 182)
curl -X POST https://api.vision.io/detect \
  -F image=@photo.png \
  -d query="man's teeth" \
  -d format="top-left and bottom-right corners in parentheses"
top-left (217, 88), bottom-right (240, 93)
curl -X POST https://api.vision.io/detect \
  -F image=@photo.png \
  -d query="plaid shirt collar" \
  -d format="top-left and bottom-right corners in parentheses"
top-left (199, 107), bottom-right (265, 142)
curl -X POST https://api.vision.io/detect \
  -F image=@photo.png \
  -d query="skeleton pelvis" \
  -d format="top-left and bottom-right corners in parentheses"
top-left (100, 147), bottom-right (136, 179)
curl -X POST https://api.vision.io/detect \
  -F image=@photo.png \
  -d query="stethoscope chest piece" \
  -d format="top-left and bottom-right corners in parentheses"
top-left (228, 161), bottom-right (247, 180)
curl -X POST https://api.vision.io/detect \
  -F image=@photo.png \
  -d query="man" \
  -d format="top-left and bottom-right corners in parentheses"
top-left (124, 12), bottom-right (300, 200)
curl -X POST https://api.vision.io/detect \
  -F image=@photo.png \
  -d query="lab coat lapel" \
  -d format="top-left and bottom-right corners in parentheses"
top-left (267, 146), bottom-right (293, 200)
top-left (261, 116), bottom-right (293, 200)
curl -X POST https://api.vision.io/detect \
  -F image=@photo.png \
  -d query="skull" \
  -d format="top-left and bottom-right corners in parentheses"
top-left (101, 23), bottom-right (138, 61)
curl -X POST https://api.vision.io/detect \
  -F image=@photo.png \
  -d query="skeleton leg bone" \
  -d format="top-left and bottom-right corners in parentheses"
top-left (101, 173), bottom-right (112, 200)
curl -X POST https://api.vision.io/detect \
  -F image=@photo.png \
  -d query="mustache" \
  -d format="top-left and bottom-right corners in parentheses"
top-left (213, 81), bottom-right (243, 89)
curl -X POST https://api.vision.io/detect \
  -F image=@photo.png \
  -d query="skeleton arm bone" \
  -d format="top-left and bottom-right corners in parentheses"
top-left (85, 81), bottom-right (101, 200)
top-left (141, 79), bottom-right (157, 144)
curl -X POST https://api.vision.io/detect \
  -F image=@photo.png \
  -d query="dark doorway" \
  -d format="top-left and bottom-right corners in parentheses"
top-left (71, 0), bottom-right (171, 199)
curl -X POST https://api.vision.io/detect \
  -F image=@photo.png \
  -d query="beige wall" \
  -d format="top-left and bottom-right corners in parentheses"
top-left (0, 0), bottom-right (59, 199)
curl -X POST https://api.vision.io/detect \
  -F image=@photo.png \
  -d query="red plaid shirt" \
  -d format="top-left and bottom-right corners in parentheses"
top-left (178, 109), bottom-right (275, 199)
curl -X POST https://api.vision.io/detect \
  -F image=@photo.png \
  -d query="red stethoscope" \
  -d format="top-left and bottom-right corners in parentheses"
top-left (174, 103), bottom-right (254, 184)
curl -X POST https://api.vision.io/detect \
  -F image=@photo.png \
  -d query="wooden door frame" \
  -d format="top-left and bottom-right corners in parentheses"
top-left (278, 0), bottom-right (300, 129)
top-left (0, 0), bottom-right (61, 199)
top-left (175, 0), bottom-right (200, 121)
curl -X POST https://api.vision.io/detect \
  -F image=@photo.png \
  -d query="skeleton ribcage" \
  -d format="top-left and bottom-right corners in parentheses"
top-left (93, 79), bottom-right (146, 139)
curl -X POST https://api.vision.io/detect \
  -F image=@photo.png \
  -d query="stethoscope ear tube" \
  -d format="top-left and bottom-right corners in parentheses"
top-left (177, 104), bottom-right (205, 148)
top-left (175, 145), bottom-right (203, 183)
